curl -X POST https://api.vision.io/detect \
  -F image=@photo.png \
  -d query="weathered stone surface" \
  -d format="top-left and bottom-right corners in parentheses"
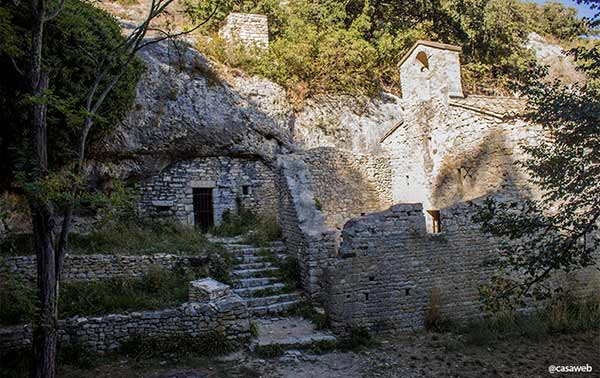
top-left (219, 13), bottom-right (269, 48)
top-left (0, 293), bottom-right (249, 354)
top-left (189, 278), bottom-right (231, 302)
top-left (0, 253), bottom-right (208, 282)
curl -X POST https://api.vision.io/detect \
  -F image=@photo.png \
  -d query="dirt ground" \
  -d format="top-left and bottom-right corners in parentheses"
top-left (59, 330), bottom-right (600, 378)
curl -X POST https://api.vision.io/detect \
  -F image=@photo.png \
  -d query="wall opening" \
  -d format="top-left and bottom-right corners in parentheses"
top-left (193, 188), bottom-right (214, 231)
top-left (242, 185), bottom-right (250, 195)
top-left (427, 209), bottom-right (442, 233)
top-left (416, 51), bottom-right (429, 72)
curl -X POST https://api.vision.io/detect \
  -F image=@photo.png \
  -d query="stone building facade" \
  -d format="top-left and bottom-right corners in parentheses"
top-left (138, 157), bottom-right (278, 229)
top-left (219, 12), bottom-right (269, 48)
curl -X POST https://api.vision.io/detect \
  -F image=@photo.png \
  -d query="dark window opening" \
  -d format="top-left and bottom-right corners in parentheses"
top-left (427, 209), bottom-right (442, 233)
top-left (242, 185), bottom-right (250, 195)
top-left (416, 51), bottom-right (429, 72)
top-left (405, 288), bottom-right (411, 296)
top-left (193, 188), bottom-right (214, 231)
top-left (369, 276), bottom-right (375, 282)
top-left (364, 293), bottom-right (369, 301)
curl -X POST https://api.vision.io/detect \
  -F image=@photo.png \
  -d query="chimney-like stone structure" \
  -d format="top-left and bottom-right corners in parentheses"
top-left (398, 41), bottom-right (464, 102)
top-left (219, 12), bottom-right (269, 49)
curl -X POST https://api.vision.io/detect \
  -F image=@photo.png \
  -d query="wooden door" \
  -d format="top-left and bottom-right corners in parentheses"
top-left (193, 188), bottom-right (214, 231)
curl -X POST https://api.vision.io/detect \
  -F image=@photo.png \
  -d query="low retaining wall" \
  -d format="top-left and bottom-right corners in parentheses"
top-left (0, 286), bottom-right (249, 354)
top-left (1, 253), bottom-right (208, 282)
top-left (324, 203), bottom-right (600, 334)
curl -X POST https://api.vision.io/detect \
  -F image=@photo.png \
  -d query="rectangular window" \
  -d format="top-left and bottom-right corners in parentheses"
top-left (242, 185), bottom-right (250, 195)
top-left (427, 209), bottom-right (442, 233)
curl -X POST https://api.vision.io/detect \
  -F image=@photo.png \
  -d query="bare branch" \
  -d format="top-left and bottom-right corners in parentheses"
top-left (44, 0), bottom-right (66, 21)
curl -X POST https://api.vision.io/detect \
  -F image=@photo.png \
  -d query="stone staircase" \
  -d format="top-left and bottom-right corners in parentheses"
top-left (217, 239), bottom-right (303, 316)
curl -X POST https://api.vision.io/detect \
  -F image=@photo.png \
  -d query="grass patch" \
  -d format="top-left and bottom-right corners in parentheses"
top-left (0, 266), bottom-right (196, 326)
top-left (460, 296), bottom-right (600, 346)
top-left (210, 199), bottom-right (282, 247)
top-left (424, 288), bottom-right (452, 333)
top-left (286, 301), bottom-right (329, 330)
top-left (1, 219), bottom-right (224, 256)
top-left (337, 326), bottom-right (377, 351)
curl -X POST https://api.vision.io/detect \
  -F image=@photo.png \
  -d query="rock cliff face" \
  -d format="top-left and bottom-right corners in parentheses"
top-left (93, 40), bottom-right (404, 180)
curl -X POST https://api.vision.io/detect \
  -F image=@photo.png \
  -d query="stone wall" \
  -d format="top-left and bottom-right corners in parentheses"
top-left (219, 13), bottom-right (269, 48)
top-left (0, 292), bottom-right (250, 354)
top-left (324, 203), bottom-right (600, 334)
top-left (300, 147), bottom-right (393, 230)
top-left (381, 98), bottom-right (538, 229)
top-left (138, 157), bottom-right (279, 225)
top-left (1, 253), bottom-right (207, 282)
top-left (276, 155), bottom-right (338, 300)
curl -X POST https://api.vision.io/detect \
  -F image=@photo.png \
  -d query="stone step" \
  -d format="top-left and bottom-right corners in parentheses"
top-left (249, 300), bottom-right (300, 316)
top-left (233, 283), bottom-right (286, 297)
top-left (234, 277), bottom-right (279, 288)
top-left (246, 293), bottom-right (301, 308)
top-left (235, 261), bottom-right (275, 270)
top-left (237, 253), bottom-right (287, 264)
top-left (232, 267), bottom-right (279, 278)
top-left (250, 316), bottom-right (337, 353)
top-left (229, 248), bottom-right (287, 259)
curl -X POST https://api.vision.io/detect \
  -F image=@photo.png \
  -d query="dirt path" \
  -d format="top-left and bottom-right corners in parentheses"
top-left (60, 330), bottom-right (600, 378)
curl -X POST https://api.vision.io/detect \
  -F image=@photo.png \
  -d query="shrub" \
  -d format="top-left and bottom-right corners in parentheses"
top-left (424, 288), bottom-right (451, 332)
top-left (338, 326), bottom-right (376, 351)
top-left (0, 272), bottom-right (37, 325)
top-left (242, 215), bottom-right (282, 246)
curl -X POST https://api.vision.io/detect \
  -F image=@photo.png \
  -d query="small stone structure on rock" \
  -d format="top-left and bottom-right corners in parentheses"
top-left (219, 12), bottom-right (269, 48)
top-left (189, 278), bottom-right (231, 301)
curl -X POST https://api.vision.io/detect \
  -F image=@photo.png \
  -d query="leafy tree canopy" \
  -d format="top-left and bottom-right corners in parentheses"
top-left (0, 0), bottom-right (144, 190)
top-left (186, 0), bottom-right (592, 99)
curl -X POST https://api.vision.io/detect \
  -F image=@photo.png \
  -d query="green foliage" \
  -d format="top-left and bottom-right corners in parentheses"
top-left (0, 0), bottom-right (144, 187)
top-left (211, 199), bottom-right (282, 245)
top-left (0, 271), bottom-right (37, 325)
top-left (191, 0), bottom-right (589, 99)
top-left (68, 218), bottom-right (221, 255)
top-left (461, 296), bottom-right (600, 346)
top-left (0, 267), bottom-right (194, 326)
top-left (277, 256), bottom-right (301, 290)
top-left (286, 301), bottom-right (329, 329)
top-left (337, 326), bottom-right (376, 351)
top-left (208, 249), bottom-right (233, 284)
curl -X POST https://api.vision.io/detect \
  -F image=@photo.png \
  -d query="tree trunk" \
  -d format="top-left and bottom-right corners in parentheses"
top-left (29, 6), bottom-right (59, 376)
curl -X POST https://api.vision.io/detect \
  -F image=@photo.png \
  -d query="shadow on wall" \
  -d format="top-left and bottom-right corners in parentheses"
top-left (431, 127), bottom-right (534, 209)
top-left (301, 147), bottom-right (393, 230)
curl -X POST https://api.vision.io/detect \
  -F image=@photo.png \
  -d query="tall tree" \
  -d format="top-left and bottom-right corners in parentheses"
top-left (474, 0), bottom-right (599, 310)
top-left (1, 1), bottom-right (217, 376)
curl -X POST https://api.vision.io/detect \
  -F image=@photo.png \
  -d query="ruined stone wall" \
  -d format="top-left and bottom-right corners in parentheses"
top-left (138, 157), bottom-right (279, 225)
top-left (382, 100), bottom-right (539, 222)
top-left (324, 203), bottom-right (600, 334)
top-left (0, 293), bottom-right (249, 354)
top-left (300, 147), bottom-right (393, 230)
top-left (1, 253), bottom-right (208, 282)
top-left (276, 155), bottom-right (338, 300)
top-left (219, 13), bottom-right (269, 48)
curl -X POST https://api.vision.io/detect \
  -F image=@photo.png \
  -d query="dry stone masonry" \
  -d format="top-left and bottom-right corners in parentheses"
top-left (138, 157), bottom-right (279, 226)
top-left (0, 279), bottom-right (250, 354)
top-left (323, 203), bottom-right (600, 334)
top-left (1, 253), bottom-right (208, 282)
top-left (219, 13), bottom-right (269, 48)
